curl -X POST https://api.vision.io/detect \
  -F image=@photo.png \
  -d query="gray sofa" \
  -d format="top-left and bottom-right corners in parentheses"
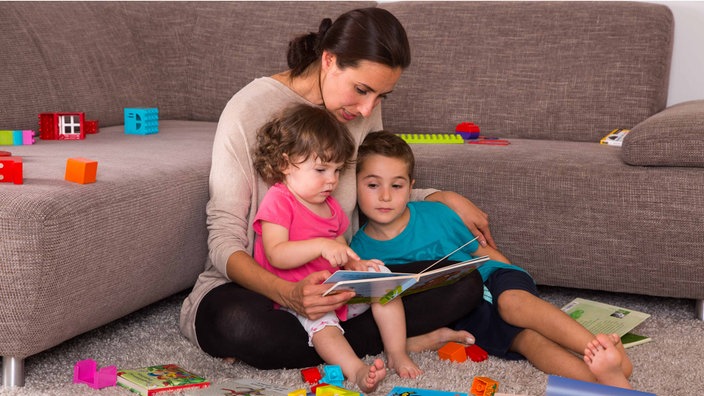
top-left (2, 1), bottom-right (703, 387)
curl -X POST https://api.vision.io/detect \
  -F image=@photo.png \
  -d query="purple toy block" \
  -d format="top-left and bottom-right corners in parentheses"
top-left (73, 359), bottom-right (117, 389)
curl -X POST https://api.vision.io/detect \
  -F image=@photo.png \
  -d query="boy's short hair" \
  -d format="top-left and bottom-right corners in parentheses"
top-left (356, 130), bottom-right (414, 180)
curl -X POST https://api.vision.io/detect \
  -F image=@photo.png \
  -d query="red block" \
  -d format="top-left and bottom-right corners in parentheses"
top-left (466, 344), bottom-right (488, 362)
top-left (0, 156), bottom-right (23, 184)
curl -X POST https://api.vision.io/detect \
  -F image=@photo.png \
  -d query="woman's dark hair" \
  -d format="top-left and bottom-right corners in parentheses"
top-left (356, 130), bottom-right (415, 180)
top-left (287, 7), bottom-right (411, 77)
top-left (253, 104), bottom-right (356, 185)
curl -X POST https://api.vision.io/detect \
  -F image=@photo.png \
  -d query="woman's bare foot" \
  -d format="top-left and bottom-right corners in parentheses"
top-left (387, 351), bottom-right (423, 379)
top-left (584, 334), bottom-right (632, 389)
top-left (352, 358), bottom-right (386, 393)
top-left (406, 327), bottom-right (475, 352)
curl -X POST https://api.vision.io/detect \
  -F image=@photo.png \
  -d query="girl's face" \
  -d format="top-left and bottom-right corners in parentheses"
top-left (356, 154), bottom-right (414, 230)
top-left (320, 52), bottom-right (403, 124)
top-left (283, 154), bottom-right (345, 208)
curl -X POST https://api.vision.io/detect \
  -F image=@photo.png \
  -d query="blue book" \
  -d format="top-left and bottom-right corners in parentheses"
top-left (387, 386), bottom-right (467, 396)
top-left (546, 375), bottom-right (655, 396)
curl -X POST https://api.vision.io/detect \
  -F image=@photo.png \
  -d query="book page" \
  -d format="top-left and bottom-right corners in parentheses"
top-left (561, 298), bottom-right (650, 337)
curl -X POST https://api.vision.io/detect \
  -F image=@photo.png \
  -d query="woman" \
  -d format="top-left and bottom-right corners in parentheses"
top-left (180, 7), bottom-right (495, 369)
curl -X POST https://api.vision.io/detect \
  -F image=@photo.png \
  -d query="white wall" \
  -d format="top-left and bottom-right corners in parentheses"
top-left (650, 1), bottom-right (704, 106)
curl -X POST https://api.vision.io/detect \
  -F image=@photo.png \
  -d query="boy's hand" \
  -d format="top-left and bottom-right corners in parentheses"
top-left (320, 239), bottom-right (360, 267)
top-left (345, 258), bottom-right (384, 272)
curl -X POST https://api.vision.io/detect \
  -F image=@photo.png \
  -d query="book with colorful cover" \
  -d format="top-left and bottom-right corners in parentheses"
top-left (561, 298), bottom-right (650, 341)
top-left (185, 378), bottom-right (290, 396)
top-left (117, 364), bottom-right (210, 396)
top-left (387, 386), bottom-right (468, 396)
top-left (546, 375), bottom-right (655, 395)
top-left (323, 256), bottom-right (488, 304)
top-left (600, 128), bottom-right (630, 146)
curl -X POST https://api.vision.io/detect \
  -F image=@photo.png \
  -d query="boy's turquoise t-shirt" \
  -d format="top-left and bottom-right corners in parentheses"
top-left (350, 201), bottom-right (531, 303)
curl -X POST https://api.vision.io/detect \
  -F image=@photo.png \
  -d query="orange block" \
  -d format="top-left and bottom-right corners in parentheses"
top-left (438, 341), bottom-right (467, 363)
top-left (65, 157), bottom-right (98, 184)
top-left (471, 376), bottom-right (499, 396)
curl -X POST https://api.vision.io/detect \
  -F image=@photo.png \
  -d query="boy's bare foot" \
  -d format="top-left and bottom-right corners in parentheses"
top-left (222, 357), bottom-right (237, 364)
top-left (387, 351), bottom-right (423, 379)
top-left (584, 334), bottom-right (632, 389)
top-left (353, 358), bottom-right (386, 393)
top-left (407, 328), bottom-right (475, 352)
top-left (607, 333), bottom-right (633, 378)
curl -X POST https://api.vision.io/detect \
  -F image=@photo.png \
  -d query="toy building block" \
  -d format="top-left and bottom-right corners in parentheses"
top-left (289, 388), bottom-right (308, 396)
top-left (0, 150), bottom-right (12, 156)
top-left (73, 359), bottom-right (117, 389)
top-left (315, 385), bottom-right (360, 396)
top-left (466, 344), bottom-right (488, 362)
top-left (301, 367), bottom-right (322, 385)
top-left (0, 156), bottom-right (23, 184)
top-left (124, 107), bottom-right (159, 135)
top-left (397, 133), bottom-right (464, 144)
top-left (0, 130), bottom-right (13, 145)
top-left (1, 130), bottom-right (36, 145)
top-left (65, 157), bottom-right (98, 184)
top-left (38, 112), bottom-right (87, 140)
top-left (471, 377), bottom-right (499, 396)
top-left (438, 341), bottom-right (467, 363)
top-left (85, 120), bottom-right (99, 134)
top-left (456, 122), bottom-right (480, 140)
top-left (321, 365), bottom-right (344, 388)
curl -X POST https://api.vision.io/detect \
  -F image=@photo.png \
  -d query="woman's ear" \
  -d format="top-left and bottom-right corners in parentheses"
top-left (321, 50), bottom-right (336, 71)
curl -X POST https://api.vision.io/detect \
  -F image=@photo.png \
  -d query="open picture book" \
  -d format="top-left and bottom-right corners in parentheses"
top-left (323, 255), bottom-right (488, 304)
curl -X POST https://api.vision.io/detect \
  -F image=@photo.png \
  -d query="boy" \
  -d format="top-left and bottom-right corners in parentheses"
top-left (349, 130), bottom-right (633, 389)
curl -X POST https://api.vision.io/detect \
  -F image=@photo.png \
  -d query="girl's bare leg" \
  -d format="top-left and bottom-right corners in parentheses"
top-left (372, 299), bottom-right (422, 379)
top-left (312, 326), bottom-right (386, 393)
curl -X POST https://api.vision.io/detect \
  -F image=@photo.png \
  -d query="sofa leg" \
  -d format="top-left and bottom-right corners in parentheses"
top-left (2, 356), bottom-right (25, 387)
top-left (697, 299), bottom-right (704, 321)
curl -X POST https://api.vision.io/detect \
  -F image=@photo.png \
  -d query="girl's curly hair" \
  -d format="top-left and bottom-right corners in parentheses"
top-left (253, 104), bottom-right (355, 185)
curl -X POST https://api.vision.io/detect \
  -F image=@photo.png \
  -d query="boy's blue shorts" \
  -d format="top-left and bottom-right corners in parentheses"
top-left (452, 268), bottom-right (537, 360)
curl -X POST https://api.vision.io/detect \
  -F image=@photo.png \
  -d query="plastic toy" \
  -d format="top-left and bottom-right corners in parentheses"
top-left (0, 156), bottom-right (23, 184)
top-left (466, 344), bottom-right (488, 362)
top-left (38, 112), bottom-right (98, 140)
top-left (85, 120), bottom-right (99, 134)
top-left (301, 367), bottom-right (322, 385)
top-left (321, 365), bottom-right (344, 388)
top-left (315, 384), bottom-right (360, 396)
top-left (65, 157), bottom-right (98, 184)
top-left (288, 388), bottom-right (308, 396)
top-left (124, 107), bottom-right (159, 135)
top-left (466, 137), bottom-right (510, 146)
top-left (0, 150), bottom-right (12, 156)
top-left (470, 376), bottom-right (498, 396)
top-left (73, 359), bottom-right (117, 389)
top-left (0, 130), bottom-right (35, 145)
top-left (397, 133), bottom-right (464, 144)
top-left (455, 122), bottom-right (480, 140)
top-left (438, 341), bottom-right (467, 363)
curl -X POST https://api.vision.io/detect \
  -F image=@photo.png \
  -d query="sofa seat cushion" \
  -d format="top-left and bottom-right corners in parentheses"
top-left (0, 120), bottom-right (214, 357)
top-left (622, 100), bottom-right (704, 167)
top-left (408, 138), bottom-right (704, 299)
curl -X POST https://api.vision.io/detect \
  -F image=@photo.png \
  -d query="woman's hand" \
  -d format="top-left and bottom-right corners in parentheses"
top-left (280, 270), bottom-right (356, 320)
top-left (426, 190), bottom-right (497, 249)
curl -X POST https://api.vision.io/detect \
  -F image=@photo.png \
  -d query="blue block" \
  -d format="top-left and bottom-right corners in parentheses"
top-left (124, 108), bottom-right (159, 135)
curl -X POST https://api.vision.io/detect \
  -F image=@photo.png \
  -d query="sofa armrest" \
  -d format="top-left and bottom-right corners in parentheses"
top-left (621, 100), bottom-right (704, 167)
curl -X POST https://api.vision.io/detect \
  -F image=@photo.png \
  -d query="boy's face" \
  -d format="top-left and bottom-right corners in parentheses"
top-left (356, 154), bottom-right (413, 227)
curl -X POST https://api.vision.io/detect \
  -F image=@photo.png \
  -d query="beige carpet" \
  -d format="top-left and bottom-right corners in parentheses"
top-left (1, 286), bottom-right (702, 395)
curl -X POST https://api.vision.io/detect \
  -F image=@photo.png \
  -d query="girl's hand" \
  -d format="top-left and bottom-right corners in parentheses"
top-left (281, 271), bottom-right (355, 320)
top-left (319, 239), bottom-right (360, 267)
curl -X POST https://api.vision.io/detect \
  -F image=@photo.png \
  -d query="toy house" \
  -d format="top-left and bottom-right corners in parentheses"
top-left (38, 112), bottom-right (99, 140)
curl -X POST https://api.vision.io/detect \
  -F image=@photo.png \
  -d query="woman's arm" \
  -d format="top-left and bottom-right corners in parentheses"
top-left (425, 190), bottom-right (496, 249)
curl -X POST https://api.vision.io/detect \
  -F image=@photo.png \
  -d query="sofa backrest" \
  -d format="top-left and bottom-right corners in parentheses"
top-left (1, 2), bottom-right (673, 143)
top-left (380, 1), bottom-right (674, 141)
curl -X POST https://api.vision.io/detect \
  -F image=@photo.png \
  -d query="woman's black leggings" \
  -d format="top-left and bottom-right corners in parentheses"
top-left (194, 260), bottom-right (483, 369)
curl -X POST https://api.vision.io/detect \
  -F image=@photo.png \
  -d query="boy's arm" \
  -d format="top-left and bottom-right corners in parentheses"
top-left (261, 221), bottom-right (359, 269)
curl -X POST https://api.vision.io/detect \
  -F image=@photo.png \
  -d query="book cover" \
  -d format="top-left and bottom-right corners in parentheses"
top-left (185, 378), bottom-right (290, 396)
top-left (620, 332), bottom-right (652, 349)
top-left (560, 298), bottom-right (650, 338)
top-left (117, 364), bottom-right (210, 396)
top-left (387, 386), bottom-right (468, 396)
top-left (323, 256), bottom-right (488, 304)
top-left (546, 375), bottom-right (655, 395)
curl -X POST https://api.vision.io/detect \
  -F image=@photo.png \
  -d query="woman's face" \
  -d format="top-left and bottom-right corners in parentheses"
top-left (320, 52), bottom-right (403, 124)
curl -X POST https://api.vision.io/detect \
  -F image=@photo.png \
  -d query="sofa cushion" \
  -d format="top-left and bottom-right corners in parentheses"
top-left (621, 100), bottom-right (704, 167)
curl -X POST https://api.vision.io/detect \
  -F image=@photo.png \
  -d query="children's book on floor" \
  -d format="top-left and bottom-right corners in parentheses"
top-left (116, 364), bottom-right (210, 395)
top-left (387, 386), bottom-right (468, 396)
top-left (560, 298), bottom-right (651, 347)
top-left (323, 256), bottom-right (488, 304)
top-left (185, 378), bottom-right (290, 396)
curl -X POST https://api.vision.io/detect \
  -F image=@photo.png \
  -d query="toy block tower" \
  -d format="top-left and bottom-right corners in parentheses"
top-left (65, 157), bottom-right (98, 184)
top-left (0, 156), bottom-right (23, 184)
top-left (38, 112), bottom-right (87, 140)
top-left (124, 108), bottom-right (159, 135)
